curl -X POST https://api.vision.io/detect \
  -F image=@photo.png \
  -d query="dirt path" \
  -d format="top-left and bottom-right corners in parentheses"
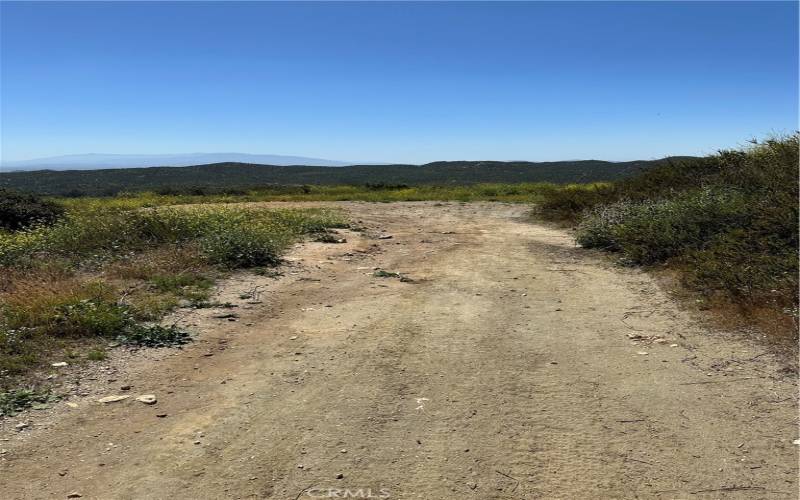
top-left (1, 202), bottom-right (797, 499)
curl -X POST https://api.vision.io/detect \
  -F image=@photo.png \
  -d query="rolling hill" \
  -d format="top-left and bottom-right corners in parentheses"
top-left (0, 158), bottom-right (694, 196)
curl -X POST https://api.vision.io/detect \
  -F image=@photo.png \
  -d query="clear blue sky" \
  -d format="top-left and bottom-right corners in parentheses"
top-left (1, 1), bottom-right (797, 163)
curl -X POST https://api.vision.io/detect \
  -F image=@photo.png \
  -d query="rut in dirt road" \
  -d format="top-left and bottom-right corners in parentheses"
top-left (1, 202), bottom-right (797, 500)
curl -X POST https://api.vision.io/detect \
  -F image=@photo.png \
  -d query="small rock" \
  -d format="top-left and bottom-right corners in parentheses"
top-left (65, 402), bottom-right (79, 408)
top-left (156, 413), bottom-right (168, 418)
top-left (637, 352), bottom-right (649, 356)
top-left (340, 449), bottom-right (347, 453)
top-left (120, 385), bottom-right (131, 391)
top-left (51, 362), bottom-right (68, 367)
top-left (212, 313), bottom-right (238, 319)
top-left (98, 395), bottom-right (130, 404)
top-left (297, 464), bottom-right (305, 469)
top-left (670, 344), bottom-right (679, 347)
top-left (377, 235), bottom-right (393, 239)
top-left (336, 473), bottom-right (344, 479)
top-left (290, 336), bottom-right (298, 340)
top-left (14, 422), bottom-right (29, 431)
top-left (654, 338), bottom-right (667, 344)
top-left (66, 493), bottom-right (82, 499)
top-left (135, 395), bottom-right (157, 405)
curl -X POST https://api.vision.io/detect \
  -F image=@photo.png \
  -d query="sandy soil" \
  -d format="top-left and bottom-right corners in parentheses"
top-left (1, 202), bottom-right (797, 499)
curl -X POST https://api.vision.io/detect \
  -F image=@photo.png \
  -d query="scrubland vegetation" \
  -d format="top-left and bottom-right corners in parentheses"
top-left (0, 201), bottom-right (346, 393)
top-left (538, 135), bottom-right (798, 340)
top-left (55, 183), bottom-right (561, 208)
top-left (1, 135), bottom-right (796, 407)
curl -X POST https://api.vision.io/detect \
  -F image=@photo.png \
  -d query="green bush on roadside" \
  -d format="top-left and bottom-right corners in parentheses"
top-left (542, 134), bottom-right (798, 316)
top-left (577, 188), bottom-right (749, 264)
top-left (0, 188), bottom-right (64, 231)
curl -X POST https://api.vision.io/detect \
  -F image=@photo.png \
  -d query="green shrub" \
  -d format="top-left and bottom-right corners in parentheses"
top-left (573, 200), bottom-right (638, 250)
top-left (564, 134), bottom-right (798, 317)
top-left (0, 189), bottom-right (64, 231)
top-left (537, 183), bottom-right (615, 220)
top-left (51, 299), bottom-right (135, 338)
top-left (198, 224), bottom-right (288, 267)
top-left (578, 188), bottom-right (750, 264)
top-left (685, 230), bottom-right (798, 306)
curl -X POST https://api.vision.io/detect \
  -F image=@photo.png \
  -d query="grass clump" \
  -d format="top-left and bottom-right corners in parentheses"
top-left (86, 348), bottom-right (108, 361)
top-left (149, 273), bottom-right (213, 297)
top-left (1, 280), bottom-right (124, 339)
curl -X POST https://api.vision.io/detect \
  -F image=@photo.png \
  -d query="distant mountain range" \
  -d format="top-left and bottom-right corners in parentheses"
top-left (0, 153), bottom-right (353, 171)
top-left (0, 157), bottom-right (697, 196)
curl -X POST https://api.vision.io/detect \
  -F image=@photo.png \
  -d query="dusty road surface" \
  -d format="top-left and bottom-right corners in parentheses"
top-left (1, 202), bottom-right (797, 499)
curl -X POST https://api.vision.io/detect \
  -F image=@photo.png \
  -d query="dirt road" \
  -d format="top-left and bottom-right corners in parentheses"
top-left (1, 202), bottom-right (797, 499)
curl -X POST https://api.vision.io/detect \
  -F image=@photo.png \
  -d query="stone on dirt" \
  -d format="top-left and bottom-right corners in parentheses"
top-left (98, 395), bottom-right (130, 404)
top-left (135, 395), bottom-right (157, 405)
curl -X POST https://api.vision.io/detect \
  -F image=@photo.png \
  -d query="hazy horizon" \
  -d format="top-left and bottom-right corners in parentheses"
top-left (1, 1), bottom-right (797, 164)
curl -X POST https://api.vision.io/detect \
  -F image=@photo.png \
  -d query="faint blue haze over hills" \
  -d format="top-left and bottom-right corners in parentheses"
top-left (0, 153), bottom-right (355, 171)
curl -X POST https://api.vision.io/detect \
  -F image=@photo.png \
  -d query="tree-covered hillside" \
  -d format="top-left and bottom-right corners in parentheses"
top-left (0, 158), bottom-right (691, 196)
